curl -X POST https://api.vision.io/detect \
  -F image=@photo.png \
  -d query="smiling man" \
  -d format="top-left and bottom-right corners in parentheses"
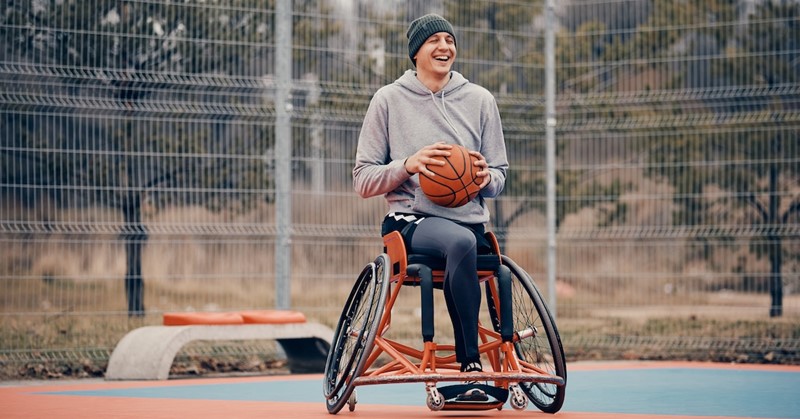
top-left (353, 13), bottom-right (509, 403)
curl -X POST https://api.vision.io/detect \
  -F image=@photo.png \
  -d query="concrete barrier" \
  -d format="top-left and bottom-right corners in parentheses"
top-left (105, 311), bottom-right (333, 380)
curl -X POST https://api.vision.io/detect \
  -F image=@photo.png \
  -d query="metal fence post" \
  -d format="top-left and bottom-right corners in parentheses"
top-left (275, 0), bottom-right (292, 310)
top-left (545, 0), bottom-right (557, 319)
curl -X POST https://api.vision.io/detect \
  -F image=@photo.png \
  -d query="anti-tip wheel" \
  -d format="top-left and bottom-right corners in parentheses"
top-left (347, 390), bottom-right (357, 412)
top-left (426, 388), bottom-right (445, 411)
top-left (510, 385), bottom-right (529, 411)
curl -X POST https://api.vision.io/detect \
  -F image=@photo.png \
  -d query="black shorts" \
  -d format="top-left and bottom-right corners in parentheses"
top-left (381, 212), bottom-right (493, 254)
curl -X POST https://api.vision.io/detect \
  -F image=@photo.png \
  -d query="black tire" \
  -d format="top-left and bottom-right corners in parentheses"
top-left (323, 254), bottom-right (389, 414)
top-left (494, 255), bottom-right (567, 413)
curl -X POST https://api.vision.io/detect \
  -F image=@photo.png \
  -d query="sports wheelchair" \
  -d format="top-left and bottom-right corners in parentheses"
top-left (323, 230), bottom-right (566, 414)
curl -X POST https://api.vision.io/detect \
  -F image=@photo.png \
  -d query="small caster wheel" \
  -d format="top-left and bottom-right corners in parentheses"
top-left (509, 385), bottom-right (528, 411)
top-left (425, 388), bottom-right (445, 411)
top-left (347, 390), bottom-right (357, 412)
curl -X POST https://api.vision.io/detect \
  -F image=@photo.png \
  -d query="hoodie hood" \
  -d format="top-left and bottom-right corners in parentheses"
top-left (395, 69), bottom-right (469, 97)
top-left (395, 70), bottom-right (470, 137)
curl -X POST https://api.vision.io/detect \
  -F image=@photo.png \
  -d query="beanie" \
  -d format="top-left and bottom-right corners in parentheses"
top-left (406, 14), bottom-right (457, 65)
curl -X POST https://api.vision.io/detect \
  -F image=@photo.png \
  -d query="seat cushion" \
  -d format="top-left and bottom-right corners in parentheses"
top-left (406, 254), bottom-right (500, 272)
top-left (240, 310), bottom-right (307, 324)
top-left (163, 312), bottom-right (244, 326)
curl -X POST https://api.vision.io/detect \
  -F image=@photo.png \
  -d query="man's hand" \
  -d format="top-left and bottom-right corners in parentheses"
top-left (469, 150), bottom-right (491, 189)
top-left (404, 142), bottom-right (452, 177)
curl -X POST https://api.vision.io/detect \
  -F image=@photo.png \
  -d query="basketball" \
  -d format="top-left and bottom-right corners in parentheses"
top-left (419, 144), bottom-right (482, 208)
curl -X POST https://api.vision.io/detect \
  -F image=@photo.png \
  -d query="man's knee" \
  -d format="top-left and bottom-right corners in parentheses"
top-left (447, 228), bottom-right (477, 256)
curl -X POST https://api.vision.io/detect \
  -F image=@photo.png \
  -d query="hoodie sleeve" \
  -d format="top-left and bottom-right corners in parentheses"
top-left (479, 94), bottom-right (508, 198)
top-left (353, 91), bottom-right (410, 198)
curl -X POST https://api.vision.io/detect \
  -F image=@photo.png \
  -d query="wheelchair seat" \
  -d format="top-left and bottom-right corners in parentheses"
top-left (383, 230), bottom-right (501, 281)
top-left (400, 254), bottom-right (502, 287)
top-left (407, 254), bottom-right (501, 272)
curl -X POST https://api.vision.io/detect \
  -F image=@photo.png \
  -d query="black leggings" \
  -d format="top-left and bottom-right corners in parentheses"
top-left (408, 217), bottom-right (481, 365)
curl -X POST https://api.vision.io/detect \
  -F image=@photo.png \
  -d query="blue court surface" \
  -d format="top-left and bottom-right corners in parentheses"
top-left (3, 361), bottom-right (799, 419)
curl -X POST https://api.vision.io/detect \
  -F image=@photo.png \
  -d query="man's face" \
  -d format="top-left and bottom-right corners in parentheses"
top-left (414, 32), bottom-right (456, 77)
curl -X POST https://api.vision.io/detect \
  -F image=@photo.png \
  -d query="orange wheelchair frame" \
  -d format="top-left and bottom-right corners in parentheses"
top-left (323, 231), bottom-right (566, 414)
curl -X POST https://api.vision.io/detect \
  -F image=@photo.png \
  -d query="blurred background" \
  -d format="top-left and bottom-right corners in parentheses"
top-left (1, 0), bottom-right (798, 379)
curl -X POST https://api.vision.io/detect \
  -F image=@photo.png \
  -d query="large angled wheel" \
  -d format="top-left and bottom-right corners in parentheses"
top-left (491, 255), bottom-right (567, 413)
top-left (323, 254), bottom-right (389, 414)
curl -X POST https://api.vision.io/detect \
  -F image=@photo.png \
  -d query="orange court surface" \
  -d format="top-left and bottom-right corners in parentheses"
top-left (2, 361), bottom-right (799, 419)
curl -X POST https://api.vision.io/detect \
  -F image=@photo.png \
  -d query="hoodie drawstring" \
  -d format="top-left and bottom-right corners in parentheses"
top-left (430, 89), bottom-right (462, 138)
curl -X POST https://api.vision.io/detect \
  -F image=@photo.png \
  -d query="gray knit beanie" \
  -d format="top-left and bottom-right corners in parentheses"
top-left (407, 14), bottom-right (457, 65)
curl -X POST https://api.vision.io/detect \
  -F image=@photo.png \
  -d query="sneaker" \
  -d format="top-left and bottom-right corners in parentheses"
top-left (456, 361), bottom-right (489, 402)
top-left (460, 360), bottom-right (482, 374)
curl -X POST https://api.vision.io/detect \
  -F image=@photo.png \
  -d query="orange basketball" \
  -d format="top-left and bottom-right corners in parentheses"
top-left (419, 144), bottom-right (482, 208)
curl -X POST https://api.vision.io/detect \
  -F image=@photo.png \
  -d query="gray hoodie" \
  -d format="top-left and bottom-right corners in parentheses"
top-left (353, 70), bottom-right (508, 225)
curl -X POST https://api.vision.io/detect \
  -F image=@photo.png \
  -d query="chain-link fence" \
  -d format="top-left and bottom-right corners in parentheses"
top-left (1, 0), bottom-right (798, 378)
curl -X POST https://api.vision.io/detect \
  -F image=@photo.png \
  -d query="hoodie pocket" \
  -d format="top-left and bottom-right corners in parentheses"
top-left (411, 187), bottom-right (481, 220)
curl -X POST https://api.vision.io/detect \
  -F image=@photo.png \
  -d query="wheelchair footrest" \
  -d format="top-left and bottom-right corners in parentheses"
top-left (442, 400), bottom-right (505, 411)
top-left (438, 383), bottom-right (508, 410)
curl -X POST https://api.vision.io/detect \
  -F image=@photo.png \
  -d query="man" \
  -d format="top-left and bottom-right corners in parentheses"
top-left (353, 13), bottom-right (509, 401)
